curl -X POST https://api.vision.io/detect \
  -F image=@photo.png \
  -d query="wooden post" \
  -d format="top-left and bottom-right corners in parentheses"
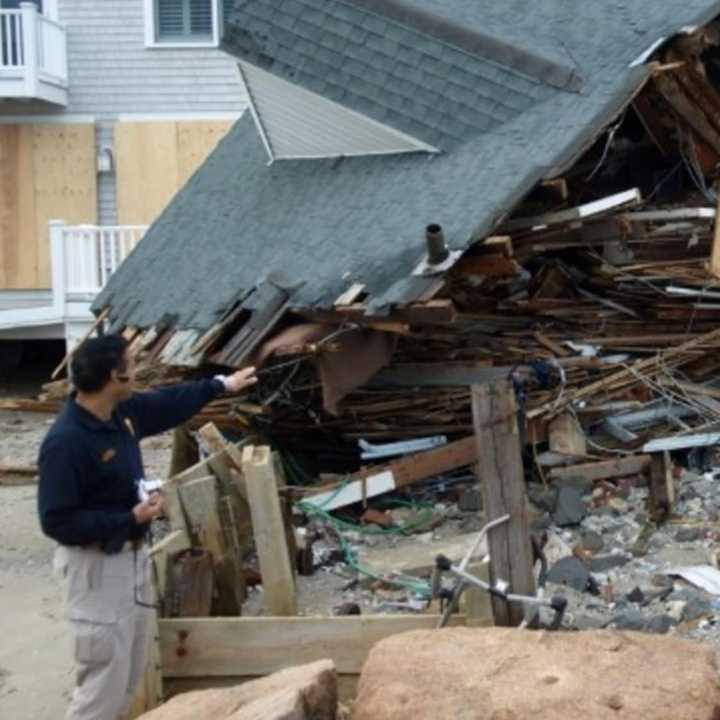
top-left (471, 381), bottom-right (535, 626)
top-left (648, 451), bottom-right (675, 522)
top-left (179, 475), bottom-right (244, 615)
top-left (241, 445), bottom-right (297, 616)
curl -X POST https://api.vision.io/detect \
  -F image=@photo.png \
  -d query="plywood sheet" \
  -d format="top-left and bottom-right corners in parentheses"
top-left (32, 124), bottom-right (97, 286)
top-left (116, 120), bottom-right (232, 226)
top-left (116, 121), bottom-right (179, 227)
top-left (0, 123), bottom-right (96, 289)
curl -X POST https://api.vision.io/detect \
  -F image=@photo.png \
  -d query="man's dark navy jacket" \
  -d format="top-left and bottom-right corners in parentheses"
top-left (38, 379), bottom-right (224, 549)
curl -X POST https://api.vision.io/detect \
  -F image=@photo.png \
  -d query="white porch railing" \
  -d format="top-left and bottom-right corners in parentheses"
top-left (53, 223), bottom-right (149, 296)
top-left (0, 3), bottom-right (68, 103)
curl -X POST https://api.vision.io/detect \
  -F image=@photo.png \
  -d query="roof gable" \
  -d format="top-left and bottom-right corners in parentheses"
top-left (239, 60), bottom-right (437, 161)
top-left (222, 0), bottom-right (558, 151)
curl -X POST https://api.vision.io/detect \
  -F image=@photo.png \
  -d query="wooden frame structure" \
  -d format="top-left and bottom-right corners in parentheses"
top-left (130, 422), bottom-right (497, 716)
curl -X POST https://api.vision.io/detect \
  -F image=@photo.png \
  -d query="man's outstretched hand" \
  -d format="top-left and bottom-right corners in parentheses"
top-left (223, 366), bottom-right (258, 394)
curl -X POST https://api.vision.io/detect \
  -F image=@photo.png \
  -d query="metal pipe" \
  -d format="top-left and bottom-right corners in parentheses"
top-left (426, 223), bottom-right (449, 264)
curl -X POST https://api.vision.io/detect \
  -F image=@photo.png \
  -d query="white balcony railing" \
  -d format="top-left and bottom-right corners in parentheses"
top-left (0, 4), bottom-right (68, 105)
top-left (55, 224), bottom-right (149, 296)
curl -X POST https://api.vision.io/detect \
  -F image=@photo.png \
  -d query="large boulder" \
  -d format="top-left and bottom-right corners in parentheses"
top-left (354, 629), bottom-right (720, 720)
top-left (139, 659), bottom-right (337, 720)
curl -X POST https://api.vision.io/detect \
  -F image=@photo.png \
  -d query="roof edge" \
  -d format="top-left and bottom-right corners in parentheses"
top-left (340, 0), bottom-right (584, 92)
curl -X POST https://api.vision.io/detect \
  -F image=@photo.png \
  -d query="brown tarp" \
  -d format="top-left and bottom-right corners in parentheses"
top-left (251, 323), bottom-right (396, 414)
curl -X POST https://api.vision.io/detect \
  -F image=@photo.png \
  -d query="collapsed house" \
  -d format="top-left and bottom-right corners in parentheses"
top-left (36, 0), bottom-right (720, 710)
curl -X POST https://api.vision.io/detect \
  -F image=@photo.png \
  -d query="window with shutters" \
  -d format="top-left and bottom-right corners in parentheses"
top-left (145, 0), bottom-right (235, 47)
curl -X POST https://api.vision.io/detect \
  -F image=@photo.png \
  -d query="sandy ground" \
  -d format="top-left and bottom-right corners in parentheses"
top-left (0, 408), bottom-right (173, 720)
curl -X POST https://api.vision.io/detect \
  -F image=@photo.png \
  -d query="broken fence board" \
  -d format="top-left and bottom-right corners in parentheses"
top-left (160, 615), bottom-right (468, 677)
top-left (549, 455), bottom-right (651, 482)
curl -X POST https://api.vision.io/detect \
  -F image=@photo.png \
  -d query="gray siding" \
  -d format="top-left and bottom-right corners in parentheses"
top-left (0, 0), bottom-right (247, 224)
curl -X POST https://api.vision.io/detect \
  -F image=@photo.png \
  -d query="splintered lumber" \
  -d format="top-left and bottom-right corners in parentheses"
top-left (648, 451), bottom-right (675, 522)
top-left (528, 326), bottom-right (720, 419)
top-left (179, 475), bottom-right (244, 615)
top-left (549, 413), bottom-right (587, 457)
top-left (472, 381), bottom-right (534, 626)
top-left (241, 445), bottom-right (297, 616)
top-left (160, 615), bottom-right (467, 678)
top-left (51, 307), bottom-right (111, 380)
top-left (304, 436), bottom-right (478, 512)
top-left (549, 454), bottom-right (651, 483)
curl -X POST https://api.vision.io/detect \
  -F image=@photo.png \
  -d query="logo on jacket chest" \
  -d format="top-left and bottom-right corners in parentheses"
top-left (101, 448), bottom-right (117, 463)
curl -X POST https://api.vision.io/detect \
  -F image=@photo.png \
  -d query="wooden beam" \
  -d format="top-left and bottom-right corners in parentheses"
top-left (304, 436), bottom-right (478, 512)
top-left (241, 445), bottom-right (297, 616)
top-left (549, 454), bottom-right (651, 483)
top-left (179, 476), bottom-right (244, 615)
top-left (472, 381), bottom-right (535, 627)
top-left (500, 188), bottom-right (641, 233)
top-left (648, 451), bottom-right (675, 523)
top-left (159, 615), bottom-right (467, 678)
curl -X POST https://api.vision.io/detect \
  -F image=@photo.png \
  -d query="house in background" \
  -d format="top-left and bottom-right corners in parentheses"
top-left (0, 0), bottom-right (246, 355)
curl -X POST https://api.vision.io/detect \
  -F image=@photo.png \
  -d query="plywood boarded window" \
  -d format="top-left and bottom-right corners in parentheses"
top-left (115, 119), bottom-right (233, 226)
top-left (0, 123), bottom-right (97, 289)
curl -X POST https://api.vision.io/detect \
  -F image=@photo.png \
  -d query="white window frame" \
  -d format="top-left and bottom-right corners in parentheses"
top-left (144, 0), bottom-right (223, 49)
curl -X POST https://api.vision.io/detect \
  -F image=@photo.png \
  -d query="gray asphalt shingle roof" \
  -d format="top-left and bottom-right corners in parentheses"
top-left (94, 0), bottom-right (720, 332)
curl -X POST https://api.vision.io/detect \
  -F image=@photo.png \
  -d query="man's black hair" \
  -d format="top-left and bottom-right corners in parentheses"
top-left (70, 335), bottom-right (129, 393)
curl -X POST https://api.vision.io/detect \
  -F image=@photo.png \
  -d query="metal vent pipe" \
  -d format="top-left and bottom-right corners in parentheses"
top-left (426, 223), bottom-right (449, 264)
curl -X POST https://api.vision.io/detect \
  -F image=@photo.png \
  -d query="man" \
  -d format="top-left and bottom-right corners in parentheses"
top-left (38, 334), bottom-right (257, 720)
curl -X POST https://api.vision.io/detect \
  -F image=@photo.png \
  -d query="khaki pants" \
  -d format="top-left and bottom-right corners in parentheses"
top-left (57, 545), bottom-right (153, 720)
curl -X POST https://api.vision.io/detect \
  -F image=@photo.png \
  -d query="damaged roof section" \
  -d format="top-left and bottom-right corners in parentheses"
top-left (94, 0), bottom-right (720, 340)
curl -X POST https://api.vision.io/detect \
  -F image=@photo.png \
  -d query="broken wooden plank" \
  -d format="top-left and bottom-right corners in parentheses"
top-left (549, 455), bottom-right (651, 483)
top-left (51, 307), bottom-right (110, 380)
top-left (501, 188), bottom-right (642, 233)
top-left (472, 381), bottom-right (535, 627)
top-left (241, 445), bottom-right (297, 616)
top-left (304, 436), bottom-right (478, 512)
top-left (334, 283), bottom-right (367, 307)
top-left (160, 615), bottom-right (467, 677)
top-left (549, 414), bottom-right (587, 457)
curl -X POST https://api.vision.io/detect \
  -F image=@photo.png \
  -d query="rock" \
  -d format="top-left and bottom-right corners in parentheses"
top-left (580, 530), bottom-right (603, 553)
top-left (675, 527), bottom-right (703, 543)
top-left (589, 554), bottom-right (629, 573)
top-left (667, 601), bottom-right (687, 623)
top-left (553, 487), bottom-right (587, 526)
top-left (547, 557), bottom-right (591, 593)
top-left (138, 660), bottom-right (337, 720)
top-left (531, 512), bottom-right (553, 531)
top-left (354, 629), bottom-right (720, 720)
top-left (333, 602), bottom-right (361, 616)
top-left (667, 590), bottom-right (712, 621)
top-left (527, 483), bottom-right (559, 513)
top-left (654, 547), bottom-right (710, 567)
top-left (458, 486), bottom-right (482, 512)
top-left (554, 476), bottom-right (594, 496)
top-left (626, 586), bottom-right (645, 604)
top-left (609, 610), bottom-right (677, 634)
